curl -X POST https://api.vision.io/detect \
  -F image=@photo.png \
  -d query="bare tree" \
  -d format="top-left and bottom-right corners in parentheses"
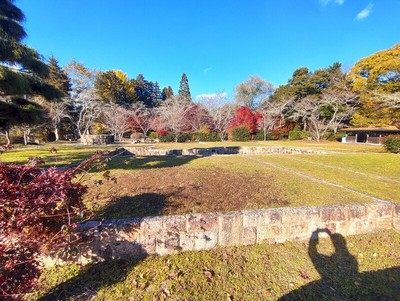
top-left (72, 89), bottom-right (102, 137)
top-left (199, 93), bottom-right (236, 141)
top-left (155, 96), bottom-right (192, 142)
top-left (101, 103), bottom-right (131, 141)
top-left (257, 97), bottom-right (294, 141)
top-left (40, 99), bottom-right (70, 141)
top-left (292, 89), bottom-right (359, 142)
top-left (373, 92), bottom-right (400, 109)
top-left (65, 61), bottom-right (102, 138)
top-left (128, 102), bottom-right (155, 137)
top-left (235, 76), bottom-right (275, 110)
top-left (320, 88), bottom-right (359, 134)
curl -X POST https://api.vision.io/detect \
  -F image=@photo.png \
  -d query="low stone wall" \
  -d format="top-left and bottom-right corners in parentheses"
top-left (126, 146), bottom-right (327, 157)
top-left (81, 135), bottom-right (114, 145)
top-left (44, 201), bottom-right (400, 266)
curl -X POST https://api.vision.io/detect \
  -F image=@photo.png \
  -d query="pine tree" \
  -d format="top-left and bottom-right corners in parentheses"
top-left (161, 86), bottom-right (174, 100)
top-left (0, 0), bottom-right (61, 99)
top-left (178, 72), bottom-right (192, 102)
top-left (0, 0), bottom-right (62, 144)
top-left (47, 56), bottom-right (71, 96)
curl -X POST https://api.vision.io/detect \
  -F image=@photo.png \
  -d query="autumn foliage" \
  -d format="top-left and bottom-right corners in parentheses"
top-left (229, 106), bottom-right (262, 135)
top-left (0, 154), bottom-right (105, 299)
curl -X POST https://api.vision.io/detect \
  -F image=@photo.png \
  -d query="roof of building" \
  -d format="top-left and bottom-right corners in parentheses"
top-left (342, 126), bottom-right (400, 132)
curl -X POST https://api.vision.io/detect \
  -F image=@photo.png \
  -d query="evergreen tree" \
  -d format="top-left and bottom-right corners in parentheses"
top-left (0, 0), bottom-right (61, 100)
top-left (47, 56), bottom-right (71, 96)
top-left (0, 0), bottom-right (62, 144)
top-left (178, 72), bottom-right (192, 102)
top-left (161, 86), bottom-right (174, 100)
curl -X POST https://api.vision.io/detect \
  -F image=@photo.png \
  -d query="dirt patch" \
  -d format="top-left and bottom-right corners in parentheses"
top-left (84, 165), bottom-right (289, 219)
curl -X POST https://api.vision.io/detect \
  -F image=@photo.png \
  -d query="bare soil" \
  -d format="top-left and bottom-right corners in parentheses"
top-left (84, 163), bottom-right (289, 219)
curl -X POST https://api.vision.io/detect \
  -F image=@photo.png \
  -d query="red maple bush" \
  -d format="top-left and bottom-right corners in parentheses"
top-left (0, 156), bottom-right (100, 299)
top-left (228, 106), bottom-right (262, 135)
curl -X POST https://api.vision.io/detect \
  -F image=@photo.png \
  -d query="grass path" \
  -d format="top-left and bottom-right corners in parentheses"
top-left (283, 155), bottom-right (400, 184)
top-left (245, 156), bottom-right (392, 203)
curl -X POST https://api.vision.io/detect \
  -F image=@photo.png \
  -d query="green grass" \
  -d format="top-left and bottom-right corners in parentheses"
top-left (0, 142), bottom-right (124, 166)
top-left (261, 154), bottom-right (400, 203)
top-left (32, 230), bottom-right (400, 300)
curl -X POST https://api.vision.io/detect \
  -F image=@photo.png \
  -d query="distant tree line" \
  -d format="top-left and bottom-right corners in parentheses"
top-left (1, 0), bottom-right (399, 145)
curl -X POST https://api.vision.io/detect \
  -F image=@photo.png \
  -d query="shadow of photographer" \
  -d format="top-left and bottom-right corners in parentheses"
top-left (279, 228), bottom-right (400, 301)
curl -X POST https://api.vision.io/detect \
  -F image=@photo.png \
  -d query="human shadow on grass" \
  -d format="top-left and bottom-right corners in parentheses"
top-left (96, 192), bottom-right (180, 219)
top-left (279, 229), bottom-right (400, 301)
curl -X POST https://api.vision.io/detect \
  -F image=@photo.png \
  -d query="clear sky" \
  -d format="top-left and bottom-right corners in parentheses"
top-left (18, 0), bottom-right (400, 100)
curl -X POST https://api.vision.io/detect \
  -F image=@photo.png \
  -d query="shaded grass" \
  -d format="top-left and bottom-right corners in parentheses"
top-left (33, 230), bottom-right (400, 300)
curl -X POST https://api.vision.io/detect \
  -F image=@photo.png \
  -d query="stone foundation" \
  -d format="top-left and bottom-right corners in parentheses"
top-left (43, 201), bottom-right (400, 266)
top-left (125, 146), bottom-right (328, 156)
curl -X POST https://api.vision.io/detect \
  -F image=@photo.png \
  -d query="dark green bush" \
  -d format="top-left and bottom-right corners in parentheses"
top-left (384, 136), bottom-right (400, 153)
top-left (193, 132), bottom-right (221, 142)
top-left (231, 126), bottom-right (251, 141)
top-left (254, 131), bottom-right (274, 141)
top-left (158, 133), bottom-right (175, 142)
top-left (177, 133), bottom-right (192, 143)
top-left (288, 130), bottom-right (309, 140)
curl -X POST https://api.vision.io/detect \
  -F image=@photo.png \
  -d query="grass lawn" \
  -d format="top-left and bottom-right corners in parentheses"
top-left (33, 230), bottom-right (400, 300)
top-left (3, 141), bottom-right (399, 300)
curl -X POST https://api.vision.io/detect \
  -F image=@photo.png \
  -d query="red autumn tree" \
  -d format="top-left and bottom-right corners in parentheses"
top-left (228, 106), bottom-right (261, 134)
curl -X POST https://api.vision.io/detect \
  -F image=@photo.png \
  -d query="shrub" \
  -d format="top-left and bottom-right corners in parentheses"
top-left (384, 135), bottom-right (400, 153)
top-left (288, 130), bottom-right (309, 140)
top-left (0, 152), bottom-right (108, 299)
top-left (158, 132), bottom-right (175, 142)
top-left (177, 133), bottom-right (192, 143)
top-left (254, 131), bottom-right (274, 141)
top-left (231, 126), bottom-right (251, 141)
top-left (148, 132), bottom-right (157, 140)
top-left (193, 132), bottom-right (221, 142)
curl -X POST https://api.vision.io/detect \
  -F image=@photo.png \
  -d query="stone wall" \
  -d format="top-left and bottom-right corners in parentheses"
top-left (126, 146), bottom-right (327, 157)
top-left (44, 201), bottom-right (400, 266)
top-left (81, 135), bottom-right (114, 145)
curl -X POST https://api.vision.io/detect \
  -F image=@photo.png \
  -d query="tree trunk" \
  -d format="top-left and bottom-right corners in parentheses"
top-left (54, 126), bottom-right (59, 141)
top-left (3, 129), bottom-right (11, 145)
top-left (23, 128), bottom-right (30, 145)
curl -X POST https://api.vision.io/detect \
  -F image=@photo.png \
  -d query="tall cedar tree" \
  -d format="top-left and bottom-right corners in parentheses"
top-left (178, 72), bottom-right (192, 102)
top-left (47, 56), bottom-right (71, 96)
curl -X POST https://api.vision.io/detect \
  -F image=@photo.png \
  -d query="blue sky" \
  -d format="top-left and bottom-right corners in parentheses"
top-left (18, 0), bottom-right (400, 100)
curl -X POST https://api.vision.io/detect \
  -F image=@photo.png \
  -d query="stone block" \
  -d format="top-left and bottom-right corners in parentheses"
top-left (321, 206), bottom-right (347, 222)
top-left (141, 216), bottom-right (164, 236)
top-left (392, 203), bottom-right (400, 231)
top-left (139, 234), bottom-right (156, 254)
top-left (376, 202), bottom-right (395, 218)
top-left (194, 231), bottom-right (218, 250)
top-left (257, 224), bottom-right (282, 243)
top-left (267, 209), bottom-right (282, 224)
top-left (242, 209), bottom-right (269, 227)
top-left (179, 233), bottom-right (195, 251)
top-left (156, 232), bottom-right (181, 255)
top-left (218, 212), bottom-right (243, 246)
top-left (242, 227), bottom-right (257, 245)
top-left (188, 213), bottom-right (218, 232)
top-left (281, 207), bottom-right (320, 224)
top-left (164, 215), bottom-right (187, 232)
top-left (347, 204), bottom-right (368, 219)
